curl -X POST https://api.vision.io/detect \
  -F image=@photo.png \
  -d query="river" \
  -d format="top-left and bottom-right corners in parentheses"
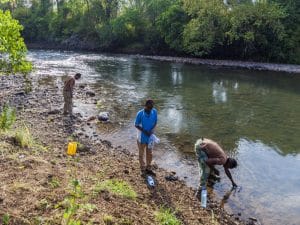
top-left (28, 50), bottom-right (300, 225)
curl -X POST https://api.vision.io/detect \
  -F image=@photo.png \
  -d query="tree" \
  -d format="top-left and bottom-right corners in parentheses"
top-left (226, 2), bottom-right (286, 61)
top-left (157, 3), bottom-right (189, 52)
top-left (182, 0), bottom-right (229, 57)
top-left (270, 0), bottom-right (300, 63)
top-left (0, 9), bottom-right (32, 74)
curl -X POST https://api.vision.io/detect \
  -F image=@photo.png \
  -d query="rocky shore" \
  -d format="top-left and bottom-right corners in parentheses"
top-left (137, 55), bottom-right (300, 74)
top-left (27, 42), bottom-right (300, 74)
top-left (0, 74), bottom-right (257, 225)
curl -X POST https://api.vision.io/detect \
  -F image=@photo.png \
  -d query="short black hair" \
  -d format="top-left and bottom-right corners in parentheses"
top-left (75, 73), bottom-right (81, 78)
top-left (145, 99), bottom-right (154, 106)
top-left (226, 158), bottom-right (237, 169)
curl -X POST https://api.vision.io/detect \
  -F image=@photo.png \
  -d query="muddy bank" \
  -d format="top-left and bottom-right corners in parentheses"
top-left (0, 74), bottom-right (256, 225)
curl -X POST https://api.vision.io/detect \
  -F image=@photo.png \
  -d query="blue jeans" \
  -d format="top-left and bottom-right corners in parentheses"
top-left (196, 147), bottom-right (210, 187)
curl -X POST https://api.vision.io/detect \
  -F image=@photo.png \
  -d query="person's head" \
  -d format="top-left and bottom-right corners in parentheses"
top-left (144, 99), bottom-right (154, 114)
top-left (74, 73), bottom-right (81, 80)
top-left (224, 157), bottom-right (237, 169)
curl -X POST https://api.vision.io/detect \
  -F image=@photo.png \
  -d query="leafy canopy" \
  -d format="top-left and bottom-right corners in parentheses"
top-left (0, 9), bottom-right (32, 74)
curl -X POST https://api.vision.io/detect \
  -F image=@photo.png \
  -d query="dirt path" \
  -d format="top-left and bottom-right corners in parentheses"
top-left (0, 74), bottom-right (252, 225)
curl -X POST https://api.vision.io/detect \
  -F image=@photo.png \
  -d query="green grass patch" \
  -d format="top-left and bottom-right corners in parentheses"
top-left (2, 213), bottom-right (10, 225)
top-left (14, 125), bottom-right (34, 148)
top-left (0, 105), bottom-right (16, 131)
top-left (103, 215), bottom-right (114, 225)
top-left (94, 179), bottom-right (137, 200)
top-left (155, 208), bottom-right (182, 225)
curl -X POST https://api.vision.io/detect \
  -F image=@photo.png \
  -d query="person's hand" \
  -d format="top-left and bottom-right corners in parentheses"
top-left (142, 129), bottom-right (151, 137)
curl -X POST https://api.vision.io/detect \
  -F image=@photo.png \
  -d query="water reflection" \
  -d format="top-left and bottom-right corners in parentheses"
top-left (171, 67), bottom-right (183, 86)
top-left (212, 81), bottom-right (228, 103)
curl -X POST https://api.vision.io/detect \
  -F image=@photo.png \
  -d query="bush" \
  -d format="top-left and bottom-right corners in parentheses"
top-left (0, 9), bottom-right (32, 74)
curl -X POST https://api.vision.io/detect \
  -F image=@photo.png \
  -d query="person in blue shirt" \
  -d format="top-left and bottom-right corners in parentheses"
top-left (135, 99), bottom-right (157, 175)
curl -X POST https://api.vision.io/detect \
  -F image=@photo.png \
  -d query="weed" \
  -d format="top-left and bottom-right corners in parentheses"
top-left (2, 213), bottom-right (10, 225)
top-left (37, 198), bottom-right (51, 211)
top-left (0, 105), bottom-right (16, 131)
top-left (14, 125), bottom-right (33, 148)
top-left (62, 179), bottom-right (83, 225)
top-left (103, 215), bottom-right (114, 225)
top-left (155, 207), bottom-right (182, 225)
top-left (49, 177), bottom-right (60, 189)
top-left (210, 210), bottom-right (219, 225)
top-left (94, 179), bottom-right (137, 199)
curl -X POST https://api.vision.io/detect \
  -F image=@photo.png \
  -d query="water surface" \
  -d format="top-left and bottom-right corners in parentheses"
top-left (28, 50), bottom-right (300, 225)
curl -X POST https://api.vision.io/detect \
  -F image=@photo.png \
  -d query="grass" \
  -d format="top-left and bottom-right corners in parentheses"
top-left (94, 179), bottom-right (137, 200)
top-left (155, 207), bottom-right (182, 225)
top-left (103, 215), bottom-right (114, 225)
top-left (0, 105), bottom-right (16, 131)
top-left (14, 125), bottom-right (34, 148)
top-left (2, 213), bottom-right (10, 225)
top-left (49, 177), bottom-right (60, 188)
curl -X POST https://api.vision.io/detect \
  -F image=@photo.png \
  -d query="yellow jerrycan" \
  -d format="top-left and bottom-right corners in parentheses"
top-left (67, 142), bottom-right (77, 156)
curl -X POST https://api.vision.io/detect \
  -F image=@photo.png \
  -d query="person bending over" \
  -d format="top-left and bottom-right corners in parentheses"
top-left (195, 138), bottom-right (237, 189)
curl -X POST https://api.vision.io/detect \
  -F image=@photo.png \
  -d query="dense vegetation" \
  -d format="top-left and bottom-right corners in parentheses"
top-left (1, 0), bottom-right (299, 64)
top-left (0, 2), bottom-right (32, 74)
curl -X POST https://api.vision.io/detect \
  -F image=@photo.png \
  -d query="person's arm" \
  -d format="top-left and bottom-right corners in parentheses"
top-left (224, 167), bottom-right (237, 188)
top-left (148, 109), bottom-right (157, 135)
top-left (70, 79), bottom-right (75, 97)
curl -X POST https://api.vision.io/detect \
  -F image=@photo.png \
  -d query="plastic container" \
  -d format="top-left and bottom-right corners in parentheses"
top-left (146, 175), bottom-right (155, 187)
top-left (201, 186), bottom-right (207, 208)
top-left (67, 142), bottom-right (77, 156)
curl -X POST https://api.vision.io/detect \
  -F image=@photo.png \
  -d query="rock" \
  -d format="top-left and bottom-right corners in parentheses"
top-left (165, 174), bottom-right (178, 182)
top-left (79, 84), bottom-right (86, 89)
top-left (87, 116), bottom-right (96, 122)
top-left (249, 217), bottom-right (258, 222)
top-left (86, 90), bottom-right (95, 97)
top-left (15, 91), bottom-right (25, 96)
top-left (98, 112), bottom-right (109, 121)
top-left (48, 109), bottom-right (60, 115)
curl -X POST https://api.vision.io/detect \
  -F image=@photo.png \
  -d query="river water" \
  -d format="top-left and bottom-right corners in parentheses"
top-left (28, 50), bottom-right (300, 225)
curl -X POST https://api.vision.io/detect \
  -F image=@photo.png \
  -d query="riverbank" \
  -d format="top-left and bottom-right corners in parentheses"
top-left (0, 74), bottom-right (254, 225)
top-left (27, 43), bottom-right (300, 74)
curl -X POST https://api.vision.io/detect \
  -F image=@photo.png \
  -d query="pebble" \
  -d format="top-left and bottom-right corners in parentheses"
top-left (249, 217), bottom-right (258, 222)
top-left (86, 90), bottom-right (95, 97)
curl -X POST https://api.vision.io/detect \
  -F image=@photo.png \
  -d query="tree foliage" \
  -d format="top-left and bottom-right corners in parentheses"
top-left (182, 0), bottom-right (229, 57)
top-left (226, 2), bottom-right (286, 61)
top-left (0, 9), bottom-right (32, 74)
top-left (1, 0), bottom-right (299, 63)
